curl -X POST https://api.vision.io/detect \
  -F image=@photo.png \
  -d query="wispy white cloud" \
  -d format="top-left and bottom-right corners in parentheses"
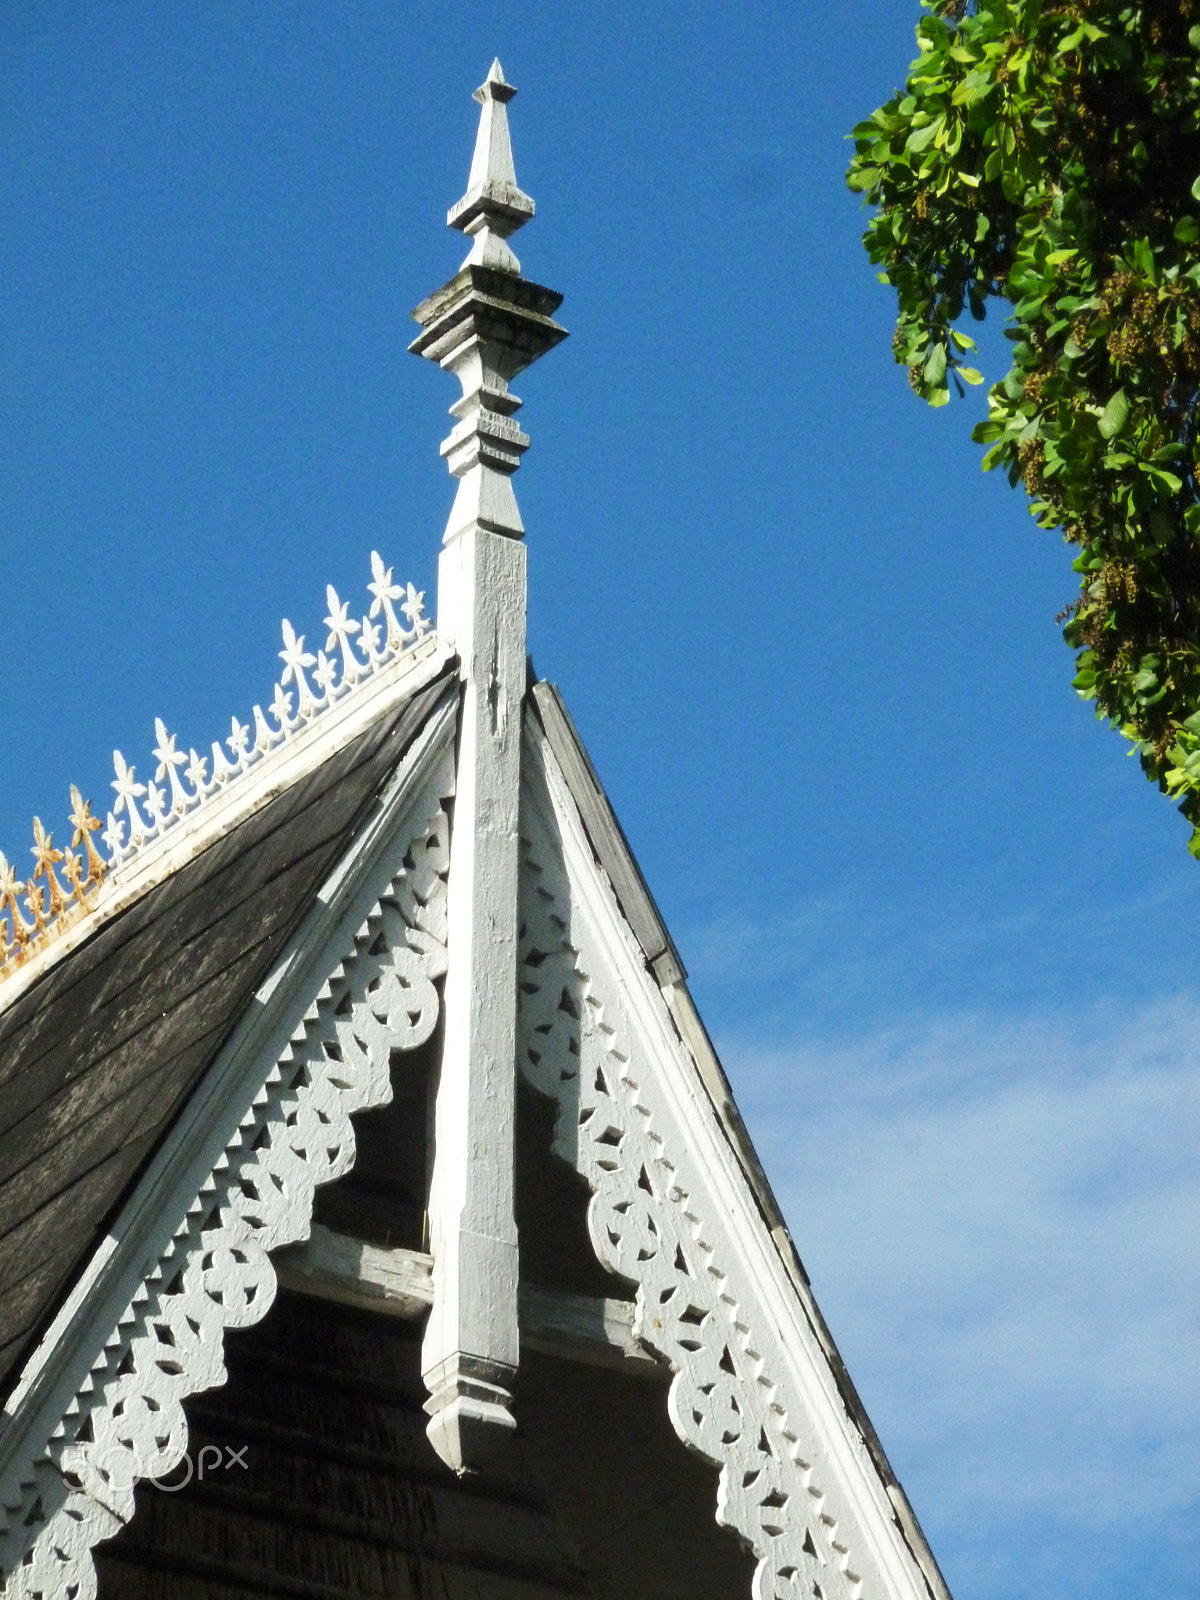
top-left (720, 997), bottom-right (1200, 1598)
top-left (683, 875), bottom-right (1200, 1042)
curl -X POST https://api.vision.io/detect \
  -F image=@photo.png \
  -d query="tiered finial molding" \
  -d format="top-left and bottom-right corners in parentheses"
top-left (409, 59), bottom-right (566, 550)
top-left (0, 552), bottom-right (432, 980)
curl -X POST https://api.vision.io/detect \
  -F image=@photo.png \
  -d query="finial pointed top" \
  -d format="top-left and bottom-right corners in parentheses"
top-left (447, 58), bottom-right (534, 273)
top-left (474, 59), bottom-right (516, 107)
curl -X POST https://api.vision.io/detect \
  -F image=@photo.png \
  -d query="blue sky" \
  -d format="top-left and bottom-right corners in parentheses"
top-left (0, 6), bottom-right (1196, 1597)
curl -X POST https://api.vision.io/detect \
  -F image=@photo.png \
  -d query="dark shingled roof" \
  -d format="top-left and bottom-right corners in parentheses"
top-left (0, 670), bottom-right (457, 1405)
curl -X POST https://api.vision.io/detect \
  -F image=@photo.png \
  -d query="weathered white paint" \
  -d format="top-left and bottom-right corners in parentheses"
top-left (276, 1224), bottom-right (436, 1317)
top-left (517, 718), bottom-right (950, 1600)
top-left (447, 60), bottom-right (534, 276)
top-left (422, 524), bottom-right (526, 1475)
top-left (0, 710), bottom-right (457, 1600)
top-left (518, 1286), bottom-right (664, 1377)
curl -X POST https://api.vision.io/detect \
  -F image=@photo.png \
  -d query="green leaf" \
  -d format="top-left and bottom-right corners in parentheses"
top-left (1151, 511), bottom-right (1174, 545)
top-left (1098, 390), bottom-right (1130, 439)
top-left (957, 366), bottom-right (984, 385)
top-left (1142, 465), bottom-right (1183, 492)
top-left (906, 119), bottom-right (942, 153)
top-left (847, 166), bottom-right (880, 192)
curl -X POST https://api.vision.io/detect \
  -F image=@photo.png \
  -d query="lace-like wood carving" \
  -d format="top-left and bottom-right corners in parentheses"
top-left (518, 803), bottom-right (878, 1600)
top-left (0, 793), bottom-right (450, 1600)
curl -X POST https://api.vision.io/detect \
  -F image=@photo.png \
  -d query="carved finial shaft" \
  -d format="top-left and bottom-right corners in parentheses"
top-left (410, 64), bottom-right (566, 1477)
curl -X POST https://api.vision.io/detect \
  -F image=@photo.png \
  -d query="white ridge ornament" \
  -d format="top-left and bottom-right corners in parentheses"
top-left (98, 552), bottom-right (429, 864)
top-left (0, 550), bottom-right (432, 979)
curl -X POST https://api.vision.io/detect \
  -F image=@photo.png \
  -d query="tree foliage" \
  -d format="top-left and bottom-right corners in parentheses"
top-left (849, 0), bottom-right (1200, 852)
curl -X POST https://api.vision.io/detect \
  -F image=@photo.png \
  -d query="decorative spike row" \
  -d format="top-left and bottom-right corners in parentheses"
top-left (0, 552), bottom-right (432, 977)
top-left (0, 788), bottom-right (105, 964)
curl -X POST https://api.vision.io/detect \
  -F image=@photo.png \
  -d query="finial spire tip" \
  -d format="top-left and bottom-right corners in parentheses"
top-left (475, 58), bottom-right (515, 104)
top-left (447, 54), bottom-right (533, 272)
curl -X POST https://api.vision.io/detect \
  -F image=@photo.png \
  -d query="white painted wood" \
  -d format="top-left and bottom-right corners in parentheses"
top-left (413, 63), bottom-right (564, 1477)
top-left (530, 682), bottom-right (685, 986)
top-left (447, 59), bottom-right (533, 276)
top-left (276, 1225), bottom-right (435, 1316)
top-left (0, 710), bottom-right (457, 1600)
top-left (421, 524), bottom-right (526, 1473)
top-left (516, 719), bottom-right (950, 1600)
top-left (0, 625), bottom-right (451, 1017)
top-left (518, 1287), bottom-right (663, 1377)
top-left (656, 974), bottom-right (948, 1592)
top-left (274, 1226), bottom-right (663, 1377)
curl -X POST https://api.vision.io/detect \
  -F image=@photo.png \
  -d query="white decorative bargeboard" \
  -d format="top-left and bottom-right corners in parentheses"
top-left (0, 745), bottom-right (454, 1600)
top-left (517, 725), bottom-right (936, 1600)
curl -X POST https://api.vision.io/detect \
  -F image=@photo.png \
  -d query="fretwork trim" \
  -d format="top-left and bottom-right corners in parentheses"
top-left (0, 702), bottom-right (457, 1600)
top-left (517, 719), bottom-right (940, 1600)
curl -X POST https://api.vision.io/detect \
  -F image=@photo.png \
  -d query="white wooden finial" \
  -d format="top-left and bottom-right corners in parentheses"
top-left (409, 64), bottom-right (565, 1477)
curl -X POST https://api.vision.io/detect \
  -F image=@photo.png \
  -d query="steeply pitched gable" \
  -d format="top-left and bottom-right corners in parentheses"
top-left (0, 59), bottom-right (956, 1600)
top-left (0, 670), bottom-right (455, 1407)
